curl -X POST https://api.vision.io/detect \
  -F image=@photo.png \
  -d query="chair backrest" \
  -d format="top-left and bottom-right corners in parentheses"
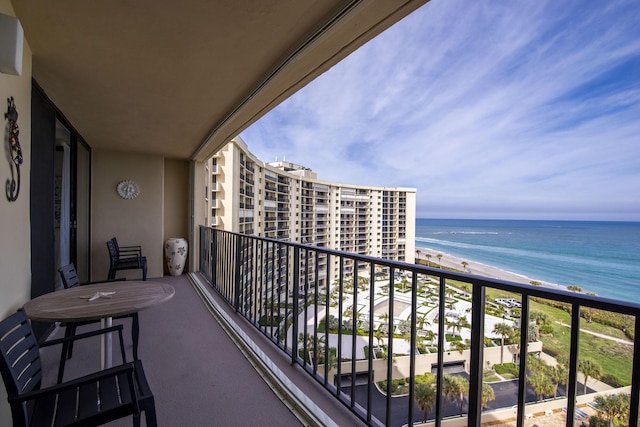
top-left (106, 239), bottom-right (119, 263)
top-left (111, 237), bottom-right (120, 252)
top-left (58, 263), bottom-right (81, 289)
top-left (0, 309), bottom-right (42, 401)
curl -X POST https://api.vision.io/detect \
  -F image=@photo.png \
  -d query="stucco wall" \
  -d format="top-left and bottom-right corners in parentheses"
top-left (0, 5), bottom-right (32, 314)
top-left (163, 158), bottom-right (189, 274)
top-left (0, 0), bottom-right (32, 420)
top-left (91, 150), bottom-right (164, 280)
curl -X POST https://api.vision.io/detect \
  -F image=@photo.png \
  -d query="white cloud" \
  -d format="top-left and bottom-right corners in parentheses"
top-left (241, 0), bottom-right (640, 221)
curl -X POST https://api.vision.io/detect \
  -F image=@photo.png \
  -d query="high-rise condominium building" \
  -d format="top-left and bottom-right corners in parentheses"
top-left (204, 136), bottom-right (416, 289)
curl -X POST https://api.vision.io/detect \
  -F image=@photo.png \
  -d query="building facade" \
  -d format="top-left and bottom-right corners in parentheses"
top-left (204, 137), bottom-right (416, 290)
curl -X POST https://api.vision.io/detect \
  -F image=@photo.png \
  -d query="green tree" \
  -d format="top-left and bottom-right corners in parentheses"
top-left (567, 285), bottom-right (583, 293)
top-left (526, 355), bottom-right (548, 374)
top-left (593, 393), bottom-right (630, 427)
top-left (549, 364), bottom-right (568, 398)
top-left (443, 375), bottom-right (468, 415)
top-left (414, 382), bottom-right (436, 423)
top-left (426, 253), bottom-right (432, 265)
top-left (400, 277), bottom-right (409, 292)
top-left (481, 383), bottom-right (495, 409)
top-left (374, 329), bottom-right (384, 347)
top-left (528, 371), bottom-right (554, 401)
top-left (442, 375), bottom-right (458, 411)
top-left (578, 359), bottom-right (602, 394)
top-left (461, 260), bottom-right (469, 271)
top-left (529, 311), bottom-right (549, 326)
top-left (437, 253), bottom-right (443, 268)
top-left (492, 322), bottom-right (514, 364)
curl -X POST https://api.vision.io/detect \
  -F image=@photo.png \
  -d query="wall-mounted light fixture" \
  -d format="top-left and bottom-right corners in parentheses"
top-left (0, 12), bottom-right (23, 76)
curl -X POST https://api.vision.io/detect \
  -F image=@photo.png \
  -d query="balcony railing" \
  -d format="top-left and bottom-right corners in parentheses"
top-left (199, 226), bottom-right (640, 427)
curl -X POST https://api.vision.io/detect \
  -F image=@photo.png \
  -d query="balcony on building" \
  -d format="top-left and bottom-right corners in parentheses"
top-left (4, 1), bottom-right (640, 427)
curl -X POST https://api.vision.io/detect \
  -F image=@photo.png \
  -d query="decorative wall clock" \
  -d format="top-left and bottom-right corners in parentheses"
top-left (116, 180), bottom-right (140, 199)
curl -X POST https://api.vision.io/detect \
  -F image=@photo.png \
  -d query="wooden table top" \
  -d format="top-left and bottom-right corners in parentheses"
top-left (23, 281), bottom-right (175, 322)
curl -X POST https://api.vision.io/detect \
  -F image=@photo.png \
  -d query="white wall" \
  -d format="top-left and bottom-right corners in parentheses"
top-left (0, 0), bottom-right (32, 420)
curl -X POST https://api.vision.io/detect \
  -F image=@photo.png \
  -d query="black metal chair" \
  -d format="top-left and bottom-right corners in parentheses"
top-left (58, 263), bottom-right (140, 364)
top-left (0, 309), bottom-right (156, 427)
top-left (107, 237), bottom-right (147, 281)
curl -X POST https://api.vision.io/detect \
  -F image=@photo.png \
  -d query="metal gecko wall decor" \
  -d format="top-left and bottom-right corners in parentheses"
top-left (5, 97), bottom-right (22, 201)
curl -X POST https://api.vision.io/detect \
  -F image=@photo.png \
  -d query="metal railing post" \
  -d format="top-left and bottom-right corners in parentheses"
top-left (468, 283), bottom-right (485, 426)
top-left (629, 315), bottom-right (640, 426)
top-left (516, 295), bottom-right (530, 427)
top-left (234, 233), bottom-right (242, 311)
top-left (566, 304), bottom-right (581, 427)
top-left (291, 245), bottom-right (300, 365)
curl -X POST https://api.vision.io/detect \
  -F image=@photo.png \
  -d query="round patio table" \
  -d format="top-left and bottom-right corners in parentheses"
top-left (24, 281), bottom-right (174, 368)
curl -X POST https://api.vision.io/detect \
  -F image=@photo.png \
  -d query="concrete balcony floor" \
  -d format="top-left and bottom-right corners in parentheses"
top-left (38, 274), bottom-right (365, 427)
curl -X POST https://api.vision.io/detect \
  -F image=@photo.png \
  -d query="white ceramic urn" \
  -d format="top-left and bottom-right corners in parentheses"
top-left (165, 237), bottom-right (188, 276)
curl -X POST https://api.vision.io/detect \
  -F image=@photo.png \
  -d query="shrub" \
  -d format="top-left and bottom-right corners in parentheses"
top-left (494, 362), bottom-right (518, 376)
top-left (600, 373), bottom-right (624, 388)
top-left (586, 416), bottom-right (608, 427)
top-left (539, 324), bottom-right (554, 334)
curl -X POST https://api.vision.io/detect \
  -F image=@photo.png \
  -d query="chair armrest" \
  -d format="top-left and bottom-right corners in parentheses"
top-left (119, 244), bottom-right (142, 251)
top-left (8, 362), bottom-right (136, 404)
top-left (41, 324), bottom-right (124, 349)
top-left (42, 324), bottom-right (128, 384)
top-left (119, 246), bottom-right (143, 256)
top-left (118, 248), bottom-right (143, 260)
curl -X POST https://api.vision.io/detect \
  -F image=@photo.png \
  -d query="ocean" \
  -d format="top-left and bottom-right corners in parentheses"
top-left (415, 219), bottom-right (640, 303)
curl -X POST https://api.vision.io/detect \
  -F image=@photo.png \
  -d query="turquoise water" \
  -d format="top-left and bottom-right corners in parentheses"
top-left (415, 219), bottom-right (640, 303)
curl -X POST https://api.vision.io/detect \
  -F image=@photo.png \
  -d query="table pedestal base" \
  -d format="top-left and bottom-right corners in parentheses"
top-left (101, 317), bottom-right (113, 369)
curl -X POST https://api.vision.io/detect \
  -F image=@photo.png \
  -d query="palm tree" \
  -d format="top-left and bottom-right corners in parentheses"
top-left (424, 330), bottom-right (436, 347)
top-left (492, 322), bottom-right (513, 364)
top-left (578, 359), bottom-right (602, 394)
top-left (400, 277), bottom-right (409, 292)
top-left (374, 329), bottom-right (383, 347)
top-left (414, 383), bottom-right (436, 422)
top-left (450, 318), bottom-right (463, 337)
top-left (416, 249), bottom-right (422, 262)
top-left (481, 383), bottom-right (495, 409)
top-left (417, 315), bottom-right (431, 331)
top-left (437, 253), bottom-right (443, 268)
top-left (549, 364), bottom-right (568, 398)
top-left (461, 260), bottom-right (469, 271)
top-left (425, 253), bottom-right (432, 265)
top-left (529, 311), bottom-right (549, 326)
top-left (528, 371), bottom-right (554, 402)
top-left (452, 375), bottom-right (469, 415)
top-left (593, 393), bottom-right (630, 427)
top-left (442, 375), bottom-right (458, 413)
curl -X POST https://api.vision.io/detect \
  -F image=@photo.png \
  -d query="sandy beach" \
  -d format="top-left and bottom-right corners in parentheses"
top-left (415, 246), bottom-right (545, 286)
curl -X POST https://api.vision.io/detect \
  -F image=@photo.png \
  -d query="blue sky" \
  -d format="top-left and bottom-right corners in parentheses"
top-left (240, 0), bottom-right (640, 221)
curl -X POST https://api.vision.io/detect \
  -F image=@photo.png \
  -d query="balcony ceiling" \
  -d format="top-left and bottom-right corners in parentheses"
top-left (12, 0), bottom-right (428, 161)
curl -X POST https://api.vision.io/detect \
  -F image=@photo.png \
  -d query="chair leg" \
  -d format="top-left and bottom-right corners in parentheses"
top-left (132, 314), bottom-right (140, 360)
top-left (66, 324), bottom-right (77, 359)
top-left (144, 403), bottom-right (158, 427)
top-left (142, 264), bottom-right (147, 281)
top-left (57, 325), bottom-right (74, 383)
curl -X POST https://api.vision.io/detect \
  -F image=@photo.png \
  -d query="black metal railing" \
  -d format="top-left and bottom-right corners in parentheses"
top-left (199, 226), bottom-right (640, 427)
